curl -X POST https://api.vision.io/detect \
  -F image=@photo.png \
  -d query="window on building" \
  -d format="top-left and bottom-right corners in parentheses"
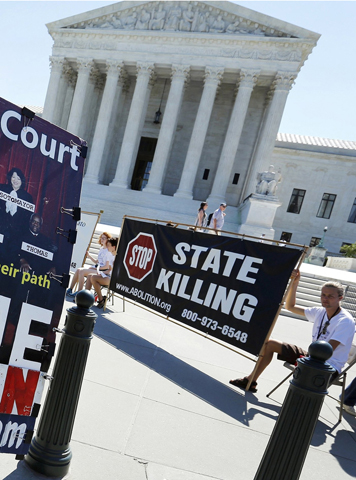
top-left (340, 242), bottom-right (352, 253)
top-left (280, 232), bottom-right (292, 242)
top-left (232, 173), bottom-right (240, 185)
top-left (203, 169), bottom-right (210, 180)
top-left (316, 193), bottom-right (336, 219)
top-left (348, 198), bottom-right (356, 223)
top-left (310, 237), bottom-right (321, 247)
top-left (287, 189), bottom-right (306, 214)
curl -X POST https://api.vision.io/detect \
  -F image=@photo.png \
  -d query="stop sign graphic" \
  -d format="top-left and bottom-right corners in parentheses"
top-left (123, 233), bottom-right (157, 282)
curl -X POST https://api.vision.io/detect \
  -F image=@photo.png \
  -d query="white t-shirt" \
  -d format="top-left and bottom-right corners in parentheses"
top-left (97, 247), bottom-right (108, 267)
top-left (212, 208), bottom-right (225, 230)
top-left (304, 306), bottom-right (355, 373)
top-left (99, 250), bottom-right (115, 278)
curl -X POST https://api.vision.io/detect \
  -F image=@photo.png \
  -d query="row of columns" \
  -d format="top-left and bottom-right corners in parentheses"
top-left (43, 56), bottom-right (295, 201)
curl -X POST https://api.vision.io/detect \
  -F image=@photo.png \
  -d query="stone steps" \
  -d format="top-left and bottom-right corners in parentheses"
top-left (281, 272), bottom-right (356, 320)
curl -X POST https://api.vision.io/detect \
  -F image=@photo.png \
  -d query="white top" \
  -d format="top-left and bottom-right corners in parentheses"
top-left (305, 306), bottom-right (356, 373)
top-left (99, 250), bottom-right (115, 278)
top-left (97, 247), bottom-right (108, 267)
top-left (212, 208), bottom-right (225, 230)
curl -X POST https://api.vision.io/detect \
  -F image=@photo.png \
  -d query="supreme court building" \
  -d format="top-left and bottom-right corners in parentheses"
top-left (42, 1), bottom-right (356, 253)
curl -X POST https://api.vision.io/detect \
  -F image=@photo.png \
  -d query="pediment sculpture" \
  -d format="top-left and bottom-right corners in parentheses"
top-left (65, 1), bottom-right (296, 39)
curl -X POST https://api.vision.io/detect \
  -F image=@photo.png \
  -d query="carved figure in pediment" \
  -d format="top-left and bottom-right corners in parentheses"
top-left (210, 15), bottom-right (225, 33)
top-left (192, 11), bottom-right (210, 32)
top-left (111, 15), bottom-right (123, 29)
top-left (252, 23), bottom-right (265, 35)
top-left (226, 20), bottom-right (249, 35)
top-left (136, 9), bottom-right (151, 30)
top-left (99, 19), bottom-right (114, 29)
top-left (85, 22), bottom-right (96, 29)
top-left (164, 6), bottom-right (182, 31)
top-left (179, 4), bottom-right (194, 32)
top-left (149, 4), bottom-right (166, 30)
top-left (123, 12), bottom-right (137, 30)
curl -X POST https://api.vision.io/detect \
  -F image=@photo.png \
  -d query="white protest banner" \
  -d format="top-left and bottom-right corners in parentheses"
top-left (69, 211), bottom-right (102, 272)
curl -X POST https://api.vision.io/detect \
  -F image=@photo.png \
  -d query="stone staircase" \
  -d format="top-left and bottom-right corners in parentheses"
top-left (281, 272), bottom-right (356, 321)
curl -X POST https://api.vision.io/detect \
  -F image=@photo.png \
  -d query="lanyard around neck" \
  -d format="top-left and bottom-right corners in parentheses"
top-left (317, 307), bottom-right (340, 340)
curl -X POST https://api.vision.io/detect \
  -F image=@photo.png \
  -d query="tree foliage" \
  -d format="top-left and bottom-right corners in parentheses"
top-left (340, 243), bottom-right (356, 258)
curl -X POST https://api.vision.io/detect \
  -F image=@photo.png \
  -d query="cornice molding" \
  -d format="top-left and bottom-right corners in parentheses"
top-left (52, 31), bottom-right (314, 64)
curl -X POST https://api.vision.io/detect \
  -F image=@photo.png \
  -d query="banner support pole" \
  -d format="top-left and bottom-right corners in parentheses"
top-left (105, 215), bottom-right (126, 312)
top-left (246, 247), bottom-right (308, 391)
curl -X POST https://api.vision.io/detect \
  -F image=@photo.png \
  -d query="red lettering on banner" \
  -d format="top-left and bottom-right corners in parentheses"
top-left (0, 366), bottom-right (40, 416)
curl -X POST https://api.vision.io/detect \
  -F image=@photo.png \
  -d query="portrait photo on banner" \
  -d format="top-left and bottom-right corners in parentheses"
top-left (0, 98), bottom-right (86, 369)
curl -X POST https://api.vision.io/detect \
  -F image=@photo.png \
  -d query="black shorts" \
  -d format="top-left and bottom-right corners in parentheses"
top-left (277, 342), bottom-right (308, 365)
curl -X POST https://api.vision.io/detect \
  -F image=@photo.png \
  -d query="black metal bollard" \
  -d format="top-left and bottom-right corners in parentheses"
top-left (25, 290), bottom-right (97, 477)
top-left (254, 341), bottom-right (334, 480)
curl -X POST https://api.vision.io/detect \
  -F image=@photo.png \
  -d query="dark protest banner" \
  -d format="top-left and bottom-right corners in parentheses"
top-left (0, 98), bottom-right (85, 454)
top-left (111, 219), bottom-right (304, 356)
top-left (0, 413), bottom-right (36, 455)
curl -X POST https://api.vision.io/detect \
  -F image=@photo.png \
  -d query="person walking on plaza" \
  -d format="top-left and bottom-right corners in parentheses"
top-left (229, 269), bottom-right (355, 392)
top-left (211, 203), bottom-right (226, 235)
top-left (195, 202), bottom-right (208, 230)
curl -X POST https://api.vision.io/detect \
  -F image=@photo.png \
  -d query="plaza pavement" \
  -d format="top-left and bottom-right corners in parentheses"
top-left (1, 262), bottom-right (356, 479)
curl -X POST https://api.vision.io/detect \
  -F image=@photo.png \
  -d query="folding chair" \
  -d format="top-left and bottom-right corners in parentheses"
top-left (266, 341), bottom-right (356, 423)
top-left (101, 285), bottom-right (114, 311)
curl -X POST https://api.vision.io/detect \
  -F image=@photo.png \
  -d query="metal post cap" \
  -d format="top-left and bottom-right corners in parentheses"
top-left (74, 290), bottom-right (95, 309)
top-left (308, 340), bottom-right (333, 362)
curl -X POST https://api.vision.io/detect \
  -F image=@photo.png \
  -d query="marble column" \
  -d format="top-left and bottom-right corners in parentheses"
top-left (66, 58), bottom-right (94, 136)
top-left (144, 64), bottom-right (190, 194)
top-left (85, 61), bottom-right (125, 183)
top-left (242, 72), bottom-right (296, 199)
top-left (207, 69), bottom-right (259, 205)
top-left (42, 56), bottom-right (65, 124)
top-left (52, 67), bottom-right (70, 127)
top-left (110, 62), bottom-right (155, 189)
top-left (60, 68), bottom-right (77, 130)
top-left (80, 68), bottom-right (104, 141)
top-left (174, 66), bottom-right (224, 199)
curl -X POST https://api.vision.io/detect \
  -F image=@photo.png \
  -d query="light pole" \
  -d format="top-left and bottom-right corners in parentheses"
top-left (318, 226), bottom-right (328, 248)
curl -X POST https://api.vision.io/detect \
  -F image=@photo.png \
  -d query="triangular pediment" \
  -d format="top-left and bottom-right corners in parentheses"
top-left (47, 1), bottom-right (320, 41)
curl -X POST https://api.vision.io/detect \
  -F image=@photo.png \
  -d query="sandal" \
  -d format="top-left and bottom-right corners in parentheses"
top-left (97, 296), bottom-right (107, 309)
top-left (229, 377), bottom-right (258, 393)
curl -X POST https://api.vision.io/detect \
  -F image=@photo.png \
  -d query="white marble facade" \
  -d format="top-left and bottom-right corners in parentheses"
top-left (44, 1), bottom-right (335, 243)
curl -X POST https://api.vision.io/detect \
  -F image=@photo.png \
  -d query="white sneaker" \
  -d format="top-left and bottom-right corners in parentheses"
top-left (343, 404), bottom-right (356, 416)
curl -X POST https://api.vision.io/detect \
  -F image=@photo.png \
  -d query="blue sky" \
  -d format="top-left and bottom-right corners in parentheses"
top-left (0, 1), bottom-right (355, 141)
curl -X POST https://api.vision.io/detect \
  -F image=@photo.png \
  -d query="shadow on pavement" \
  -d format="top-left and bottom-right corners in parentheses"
top-left (330, 429), bottom-right (356, 477)
top-left (93, 314), bottom-right (281, 426)
top-left (2, 459), bottom-right (62, 480)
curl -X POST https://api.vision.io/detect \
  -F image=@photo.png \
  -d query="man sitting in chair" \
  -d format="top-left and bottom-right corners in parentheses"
top-left (229, 269), bottom-right (355, 392)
